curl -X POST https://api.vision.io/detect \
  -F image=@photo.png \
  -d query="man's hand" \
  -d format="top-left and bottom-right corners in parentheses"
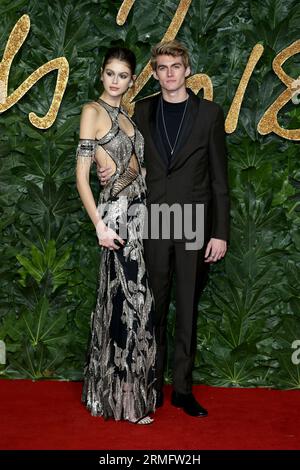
top-left (205, 238), bottom-right (227, 263)
top-left (97, 166), bottom-right (113, 185)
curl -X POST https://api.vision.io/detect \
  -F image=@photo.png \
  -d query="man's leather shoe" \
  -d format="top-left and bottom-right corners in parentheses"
top-left (171, 391), bottom-right (208, 417)
top-left (155, 390), bottom-right (164, 408)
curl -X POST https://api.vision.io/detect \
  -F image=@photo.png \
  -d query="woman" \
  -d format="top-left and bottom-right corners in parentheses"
top-left (76, 47), bottom-right (156, 424)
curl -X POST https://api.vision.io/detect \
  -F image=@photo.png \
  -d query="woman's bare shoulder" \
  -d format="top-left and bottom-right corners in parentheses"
top-left (81, 101), bottom-right (103, 114)
top-left (80, 102), bottom-right (107, 128)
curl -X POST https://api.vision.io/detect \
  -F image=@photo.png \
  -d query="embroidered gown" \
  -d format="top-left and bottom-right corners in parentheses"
top-left (77, 98), bottom-right (156, 421)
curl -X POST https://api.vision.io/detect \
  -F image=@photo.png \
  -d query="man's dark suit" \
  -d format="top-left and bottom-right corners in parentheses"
top-left (133, 88), bottom-right (230, 394)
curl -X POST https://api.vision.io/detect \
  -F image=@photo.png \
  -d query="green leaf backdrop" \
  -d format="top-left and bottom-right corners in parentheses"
top-left (0, 0), bottom-right (299, 387)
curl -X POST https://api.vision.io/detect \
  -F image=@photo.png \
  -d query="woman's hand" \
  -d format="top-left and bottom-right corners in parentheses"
top-left (96, 223), bottom-right (125, 250)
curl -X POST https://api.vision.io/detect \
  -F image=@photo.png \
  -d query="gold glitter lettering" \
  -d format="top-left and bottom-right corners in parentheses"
top-left (225, 44), bottom-right (264, 133)
top-left (258, 40), bottom-right (300, 140)
top-left (116, 0), bottom-right (135, 26)
top-left (0, 15), bottom-right (69, 129)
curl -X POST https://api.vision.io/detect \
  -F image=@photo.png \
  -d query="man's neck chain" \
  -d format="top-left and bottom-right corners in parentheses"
top-left (160, 95), bottom-right (189, 156)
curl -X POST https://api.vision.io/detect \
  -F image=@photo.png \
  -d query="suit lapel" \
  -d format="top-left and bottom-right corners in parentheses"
top-left (148, 93), bottom-right (168, 167)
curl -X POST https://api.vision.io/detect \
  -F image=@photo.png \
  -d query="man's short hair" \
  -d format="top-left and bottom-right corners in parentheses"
top-left (150, 39), bottom-right (191, 71)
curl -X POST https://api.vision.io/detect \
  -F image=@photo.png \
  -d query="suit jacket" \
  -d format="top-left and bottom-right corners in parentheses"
top-left (133, 88), bottom-right (230, 242)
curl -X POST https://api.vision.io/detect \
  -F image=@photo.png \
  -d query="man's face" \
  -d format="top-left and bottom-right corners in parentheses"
top-left (153, 55), bottom-right (190, 92)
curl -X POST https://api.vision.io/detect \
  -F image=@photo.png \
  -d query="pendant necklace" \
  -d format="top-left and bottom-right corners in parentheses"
top-left (160, 95), bottom-right (189, 156)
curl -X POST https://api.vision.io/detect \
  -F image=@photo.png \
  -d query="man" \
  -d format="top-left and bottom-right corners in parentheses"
top-left (100, 40), bottom-right (230, 417)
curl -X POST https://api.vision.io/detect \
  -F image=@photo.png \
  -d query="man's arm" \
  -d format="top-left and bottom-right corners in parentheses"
top-left (205, 105), bottom-right (230, 263)
top-left (208, 105), bottom-right (230, 241)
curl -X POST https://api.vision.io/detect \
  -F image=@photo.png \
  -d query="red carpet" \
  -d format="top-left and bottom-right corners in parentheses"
top-left (0, 380), bottom-right (299, 450)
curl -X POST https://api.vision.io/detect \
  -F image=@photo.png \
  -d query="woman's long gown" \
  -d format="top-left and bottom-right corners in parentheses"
top-left (76, 98), bottom-right (156, 421)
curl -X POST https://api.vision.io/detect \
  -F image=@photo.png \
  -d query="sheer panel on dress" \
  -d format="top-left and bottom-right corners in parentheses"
top-left (110, 154), bottom-right (139, 198)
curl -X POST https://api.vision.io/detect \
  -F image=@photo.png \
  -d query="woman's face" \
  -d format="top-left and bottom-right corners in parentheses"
top-left (101, 59), bottom-right (133, 97)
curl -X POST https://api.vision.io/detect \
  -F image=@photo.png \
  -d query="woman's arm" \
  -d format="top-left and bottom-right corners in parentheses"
top-left (76, 104), bottom-right (124, 249)
top-left (76, 105), bottom-right (104, 230)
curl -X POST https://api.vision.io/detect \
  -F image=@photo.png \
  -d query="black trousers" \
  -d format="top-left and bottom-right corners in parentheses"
top-left (144, 237), bottom-right (210, 394)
